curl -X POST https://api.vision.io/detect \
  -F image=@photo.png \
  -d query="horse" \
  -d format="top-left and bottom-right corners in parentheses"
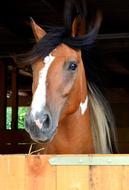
top-left (24, 0), bottom-right (117, 154)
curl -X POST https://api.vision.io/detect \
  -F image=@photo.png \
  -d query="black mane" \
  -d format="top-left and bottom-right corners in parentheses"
top-left (29, 19), bottom-right (101, 62)
top-left (18, 0), bottom-right (102, 84)
top-left (21, 0), bottom-right (101, 62)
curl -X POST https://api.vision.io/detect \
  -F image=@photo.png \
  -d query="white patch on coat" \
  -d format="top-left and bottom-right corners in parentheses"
top-left (80, 96), bottom-right (88, 115)
top-left (31, 54), bottom-right (55, 117)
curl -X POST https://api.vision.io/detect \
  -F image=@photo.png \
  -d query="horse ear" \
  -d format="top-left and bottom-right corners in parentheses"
top-left (72, 16), bottom-right (86, 37)
top-left (30, 18), bottom-right (46, 42)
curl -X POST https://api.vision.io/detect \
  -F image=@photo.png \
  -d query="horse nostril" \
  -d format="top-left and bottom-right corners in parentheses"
top-left (34, 114), bottom-right (51, 130)
top-left (42, 114), bottom-right (48, 123)
top-left (42, 114), bottom-right (50, 129)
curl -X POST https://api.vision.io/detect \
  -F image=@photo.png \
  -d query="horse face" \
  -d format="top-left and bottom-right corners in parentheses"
top-left (25, 44), bottom-right (82, 143)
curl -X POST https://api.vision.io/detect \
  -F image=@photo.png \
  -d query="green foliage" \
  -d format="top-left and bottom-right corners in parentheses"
top-left (18, 107), bottom-right (28, 129)
top-left (6, 107), bottom-right (12, 130)
top-left (6, 107), bottom-right (28, 129)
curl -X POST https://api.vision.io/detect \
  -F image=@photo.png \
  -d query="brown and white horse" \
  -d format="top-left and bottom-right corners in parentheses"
top-left (24, 2), bottom-right (117, 154)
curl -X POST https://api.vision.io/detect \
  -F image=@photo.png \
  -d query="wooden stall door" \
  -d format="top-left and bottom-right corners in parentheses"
top-left (0, 155), bottom-right (129, 190)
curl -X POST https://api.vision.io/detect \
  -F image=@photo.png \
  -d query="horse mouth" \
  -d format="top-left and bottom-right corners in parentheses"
top-left (30, 130), bottom-right (56, 144)
top-left (32, 138), bottom-right (50, 144)
top-left (25, 120), bottom-right (57, 144)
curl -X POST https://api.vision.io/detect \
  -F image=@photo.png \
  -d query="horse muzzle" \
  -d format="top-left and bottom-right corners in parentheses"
top-left (25, 109), bottom-right (56, 143)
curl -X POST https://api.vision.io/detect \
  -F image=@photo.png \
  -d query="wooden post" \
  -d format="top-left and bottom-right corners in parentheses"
top-left (0, 60), bottom-right (7, 130)
top-left (11, 66), bottom-right (18, 130)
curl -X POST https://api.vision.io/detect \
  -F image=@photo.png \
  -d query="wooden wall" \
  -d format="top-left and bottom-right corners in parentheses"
top-left (0, 155), bottom-right (129, 190)
top-left (105, 89), bottom-right (129, 153)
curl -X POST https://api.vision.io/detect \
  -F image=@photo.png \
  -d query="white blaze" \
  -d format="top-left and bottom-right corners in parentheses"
top-left (31, 54), bottom-right (55, 117)
top-left (80, 96), bottom-right (88, 115)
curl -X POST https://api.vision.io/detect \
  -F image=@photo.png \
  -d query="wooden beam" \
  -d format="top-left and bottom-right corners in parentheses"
top-left (0, 60), bottom-right (7, 130)
top-left (96, 38), bottom-right (129, 53)
top-left (11, 66), bottom-right (18, 130)
top-left (7, 95), bottom-right (31, 107)
top-left (0, 130), bottom-right (33, 143)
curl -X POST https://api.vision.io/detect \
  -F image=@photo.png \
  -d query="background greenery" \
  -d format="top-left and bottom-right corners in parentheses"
top-left (6, 107), bottom-right (28, 129)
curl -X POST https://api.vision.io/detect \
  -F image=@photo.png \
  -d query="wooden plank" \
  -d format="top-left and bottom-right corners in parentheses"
top-left (0, 155), bottom-right (25, 190)
top-left (57, 166), bottom-right (89, 190)
top-left (0, 60), bottom-right (7, 130)
top-left (25, 155), bottom-right (56, 190)
top-left (89, 166), bottom-right (129, 190)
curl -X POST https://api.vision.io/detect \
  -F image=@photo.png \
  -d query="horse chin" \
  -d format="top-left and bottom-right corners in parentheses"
top-left (29, 122), bottom-right (58, 144)
top-left (33, 138), bottom-right (50, 144)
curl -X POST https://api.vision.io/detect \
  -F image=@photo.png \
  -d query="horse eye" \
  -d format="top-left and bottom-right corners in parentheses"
top-left (68, 62), bottom-right (78, 71)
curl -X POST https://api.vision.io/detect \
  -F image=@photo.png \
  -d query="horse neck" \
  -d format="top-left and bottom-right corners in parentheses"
top-left (56, 107), bottom-right (95, 154)
top-left (47, 62), bottom-right (95, 154)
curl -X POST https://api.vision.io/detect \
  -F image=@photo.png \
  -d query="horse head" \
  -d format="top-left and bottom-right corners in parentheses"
top-left (25, 18), bottom-right (88, 144)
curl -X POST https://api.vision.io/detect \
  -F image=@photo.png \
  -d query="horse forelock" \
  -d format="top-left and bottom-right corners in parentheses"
top-left (21, 17), bottom-right (100, 67)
